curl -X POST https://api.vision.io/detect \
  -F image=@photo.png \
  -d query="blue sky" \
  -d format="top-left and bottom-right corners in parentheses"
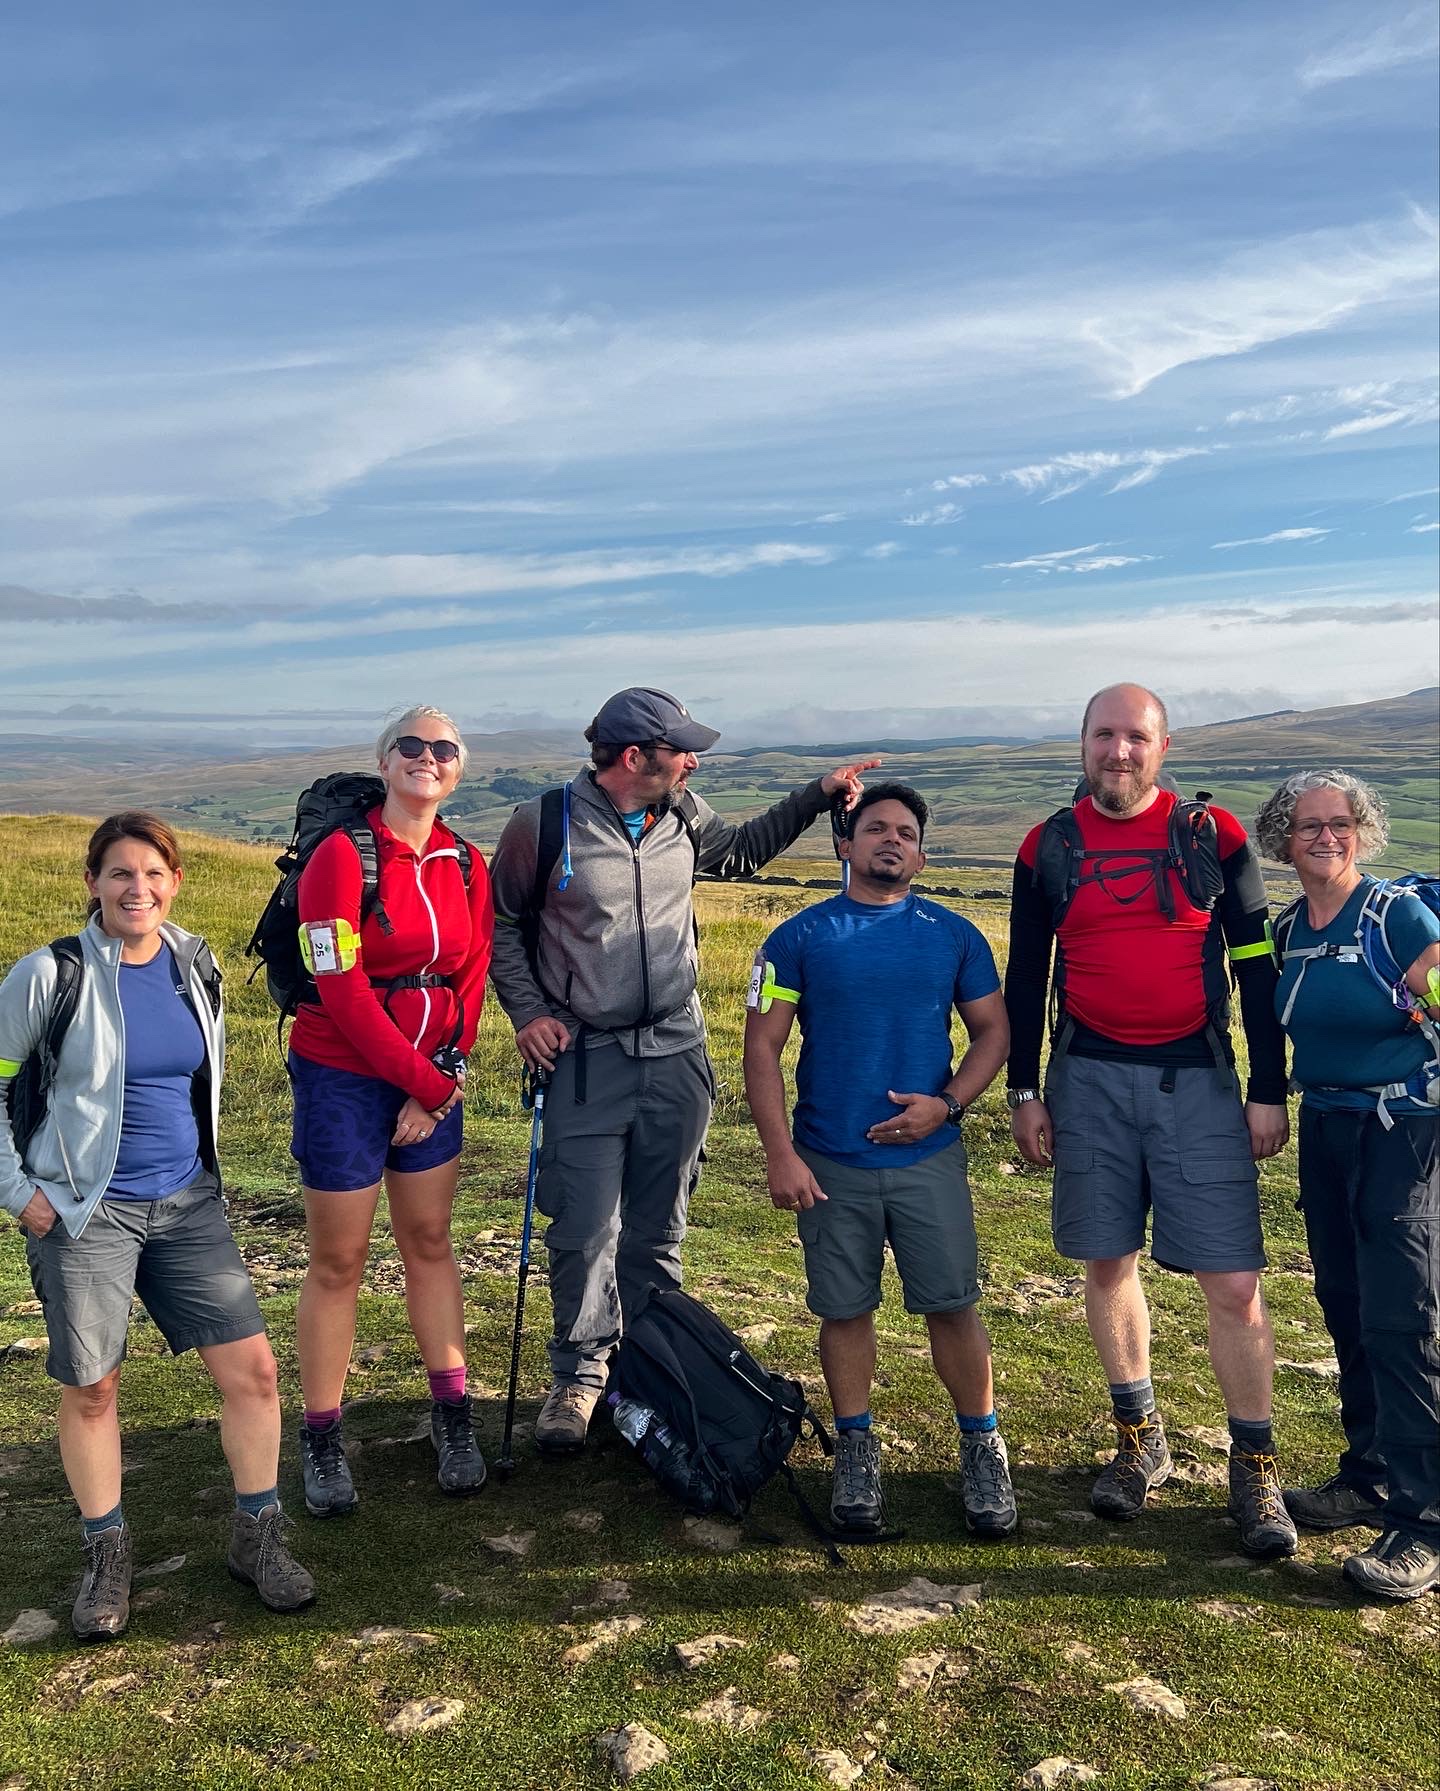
top-left (2, 2), bottom-right (1437, 744)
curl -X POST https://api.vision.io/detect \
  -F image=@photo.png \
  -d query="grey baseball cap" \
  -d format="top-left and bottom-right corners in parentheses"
top-left (590, 687), bottom-right (721, 752)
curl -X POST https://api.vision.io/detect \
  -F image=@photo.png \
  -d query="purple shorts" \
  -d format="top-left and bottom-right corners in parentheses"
top-left (288, 1052), bottom-right (462, 1192)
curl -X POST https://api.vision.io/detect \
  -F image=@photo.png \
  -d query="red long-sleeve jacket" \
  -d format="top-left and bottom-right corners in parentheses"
top-left (289, 809), bottom-right (494, 1110)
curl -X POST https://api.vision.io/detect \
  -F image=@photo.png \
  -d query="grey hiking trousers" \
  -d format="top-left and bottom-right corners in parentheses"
top-left (536, 1038), bottom-right (714, 1388)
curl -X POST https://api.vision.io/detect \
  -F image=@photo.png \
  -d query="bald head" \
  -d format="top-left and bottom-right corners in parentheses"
top-left (1081, 683), bottom-right (1169, 741)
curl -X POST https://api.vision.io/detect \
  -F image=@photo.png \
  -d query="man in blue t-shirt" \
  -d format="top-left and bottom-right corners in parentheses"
top-left (743, 782), bottom-right (1013, 1539)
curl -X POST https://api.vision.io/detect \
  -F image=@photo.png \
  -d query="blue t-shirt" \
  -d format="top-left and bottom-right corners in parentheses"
top-left (755, 893), bottom-right (1001, 1167)
top-left (1277, 876), bottom-right (1440, 1114)
top-left (620, 808), bottom-right (648, 844)
top-left (108, 945), bottom-right (205, 1199)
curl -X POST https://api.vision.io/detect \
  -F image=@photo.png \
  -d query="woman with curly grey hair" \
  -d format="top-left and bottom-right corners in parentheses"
top-left (1257, 769), bottom-right (1439, 1600)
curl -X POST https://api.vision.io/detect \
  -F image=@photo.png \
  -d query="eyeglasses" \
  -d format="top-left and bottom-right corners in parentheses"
top-left (391, 735), bottom-right (461, 764)
top-left (1291, 817), bottom-right (1355, 840)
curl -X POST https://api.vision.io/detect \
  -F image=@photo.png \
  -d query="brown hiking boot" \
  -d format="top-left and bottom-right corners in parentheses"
top-left (1091, 1413), bottom-right (1172, 1520)
top-left (72, 1523), bottom-right (132, 1642)
top-left (227, 1505), bottom-right (316, 1612)
top-left (534, 1383), bottom-right (602, 1456)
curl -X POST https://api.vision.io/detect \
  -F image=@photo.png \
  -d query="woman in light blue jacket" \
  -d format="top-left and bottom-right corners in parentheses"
top-left (0, 812), bottom-right (314, 1639)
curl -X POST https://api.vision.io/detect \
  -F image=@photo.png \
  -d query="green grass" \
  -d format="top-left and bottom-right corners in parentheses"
top-left (0, 817), bottom-right (1435, 1791)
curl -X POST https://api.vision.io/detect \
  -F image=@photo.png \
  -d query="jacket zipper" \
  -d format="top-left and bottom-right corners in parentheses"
top-left (411, 851), bottom-right (444, 1047)
top-left (632, 841), bottom-right (652, 1046)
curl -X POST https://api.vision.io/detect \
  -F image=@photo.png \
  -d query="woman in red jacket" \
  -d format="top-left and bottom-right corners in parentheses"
top-left (289, 704), bottom-right (493, 1515)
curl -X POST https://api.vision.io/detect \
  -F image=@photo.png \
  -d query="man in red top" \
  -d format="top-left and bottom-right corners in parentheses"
top-left (1004, 683), bottom-right (1297, 1557)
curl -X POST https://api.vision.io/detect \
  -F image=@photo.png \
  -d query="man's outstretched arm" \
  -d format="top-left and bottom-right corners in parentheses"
top-left (694, 757), bottom-right (881, 880)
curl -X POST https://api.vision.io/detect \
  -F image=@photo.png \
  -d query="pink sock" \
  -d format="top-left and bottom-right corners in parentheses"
top-left (304, 1407), bottom-right (342, 1432)
top-left (428, 1366), bottom-right (466, 1405)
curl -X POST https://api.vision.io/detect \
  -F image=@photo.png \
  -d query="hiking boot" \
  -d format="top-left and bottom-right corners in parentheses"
top-left (535, 1383), bottom-right (601, 1456)
top-left (72, 1523), bottom-right (132, 1642)
top-left (1284, 1473), bottom-right (1387, 1533)
top-left (431, 1396), bottom-right (487, 1495)
top-left (1342, 1528), bottom-right (1440, 1601)
top-left (1228, 1449), bottom-right (1298, 1558)
top-left (831, 1429), bottom-right (885, 1534)
top-left (1091, 1412), bottom-right (1171, 1521)
top-left (298, 1420), bottom-right (357, 1518)
top-left (227, 1505), bottom-right (317, 1612)
top-left (959, 1430), bottom-right (1018, 1538)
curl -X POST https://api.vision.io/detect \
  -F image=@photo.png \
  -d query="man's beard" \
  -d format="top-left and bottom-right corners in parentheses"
top-left (864, 858), bottom-right (907, 884)
top-left (1092, 771), bottom-right (1154, 816)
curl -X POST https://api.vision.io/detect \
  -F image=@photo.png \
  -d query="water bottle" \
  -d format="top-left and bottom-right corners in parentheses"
top-left (607, 1393), bottom-right (654, 1446)
top-left (640, 1420), bottom-right (694, 1492)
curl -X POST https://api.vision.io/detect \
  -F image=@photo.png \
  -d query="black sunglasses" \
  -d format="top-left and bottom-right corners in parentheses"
top-left (391, 735), bottom-right (461, 764)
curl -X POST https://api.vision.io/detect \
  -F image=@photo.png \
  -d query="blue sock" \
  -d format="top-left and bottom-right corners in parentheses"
top-left (956, 1410), bottom-right (997, 1434)
top-left (1228, 1416), bottom-right (1274, 1456)
top-left (834, 1411), bottom-right (872, 1432)
top-left (81, 1502), bottom-right (124, 1540)
top-left (236, 1486), bottom-right (280, 1517)
top-left (1109, 1377), bottom-right (1156, 1426)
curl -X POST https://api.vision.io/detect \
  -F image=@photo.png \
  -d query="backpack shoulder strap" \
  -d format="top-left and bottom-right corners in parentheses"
top-left (340, 821), bottom-right (391, 935)
top-left (454, 837), bottom-right (473, 889)
top-left (45, 937), bottom-right (85, 1051)
top-left (531, 787), bottom-right (567, 916)
top-left (191, 940), bottom-right (224, 1019)
top-left (675, 789), bottom-right (702, 883)
top-left (1031, 806), bottom-right (1084, 927)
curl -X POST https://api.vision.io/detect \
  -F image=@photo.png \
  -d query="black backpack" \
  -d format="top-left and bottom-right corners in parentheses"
top-left (5, 936), bottom-right (222, 1158)
top-left (1032, 773), bottom-right (1224, 927)
top-left (245, 771), bottom-right (476, 1026)
top-left (608, 1286), bottom-right (838, 1554)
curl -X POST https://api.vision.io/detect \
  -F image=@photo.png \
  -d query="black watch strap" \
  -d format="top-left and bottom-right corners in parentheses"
top-left (940, 1093), bottom-right (966, 1127)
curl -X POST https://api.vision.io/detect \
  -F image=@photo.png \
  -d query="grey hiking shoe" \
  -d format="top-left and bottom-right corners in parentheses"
top-left (1227, 1449), bottom-right (1298, 1558)
top-left (431, 1396), bottom-right (487, 1495)
top-left (1342, 1527), bottom-right (1440, 1601)
top-left (1284, 1473), bottom-right (1387, 1533)
top-left (535, 1383), bottom-right (601, 1456)
top-left (72, 1523), bottom-right (132, 1642)
top-left (959, 1430), bottom-right (1018, 1538)
top-left (298, 1420), bottom-right (357, 1518)
top-left (228, 1505), bottom-right (316, 1612)
top-left (831, 1429), bottom-right (885, 1534)
top-left (1091, 1413), bottom-right (1171, 1521)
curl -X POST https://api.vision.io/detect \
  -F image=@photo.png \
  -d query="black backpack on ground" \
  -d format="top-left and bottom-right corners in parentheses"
top-left (608, 1286), bottom-right (839, 1558)
top-left (5, 936), bottom-right (222, 1158)
top-left (245, 771), bottom-right (473, 1028)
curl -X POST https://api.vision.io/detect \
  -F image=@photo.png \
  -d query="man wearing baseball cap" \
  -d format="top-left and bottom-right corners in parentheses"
top-left (488, 687), bottom-right (878, 1454)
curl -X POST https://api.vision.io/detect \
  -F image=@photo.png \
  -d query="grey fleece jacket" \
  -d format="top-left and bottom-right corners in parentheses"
top-left (488, 769), bottom-right (829, 1056)
top-left (0, 918), bottom-right (224, 1238)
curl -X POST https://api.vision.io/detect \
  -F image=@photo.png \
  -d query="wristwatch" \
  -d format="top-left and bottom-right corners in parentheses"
top-left (939, 1093), bottom-right (966, 1127)
top-left (1006, 1088), bottom-right (1040, 1110)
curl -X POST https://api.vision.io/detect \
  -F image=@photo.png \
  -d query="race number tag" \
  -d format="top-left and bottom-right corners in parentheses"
top-left (299, 919), bottom-right (359, 976)
top-left (746, 947), bottom-right (766, 1010)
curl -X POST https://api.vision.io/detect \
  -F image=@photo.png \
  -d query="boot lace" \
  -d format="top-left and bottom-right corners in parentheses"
top-left (834, 1433), bottom-right (880, 1505)
top-left (962, 1435), bottom-right (1010, 1509)
top-left (1236, 1450), bottom-right (1285, 1521)
top-left (438, 1400), bottom-right (479, 1461)
top-left (306, 1425), bottom-right (347, 1483)
top-left (85, 1529), bottom-right (128, 1604)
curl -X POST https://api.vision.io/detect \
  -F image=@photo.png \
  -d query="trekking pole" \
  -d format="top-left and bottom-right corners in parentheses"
top-left (495, 1065), bottom-right (547, 1480)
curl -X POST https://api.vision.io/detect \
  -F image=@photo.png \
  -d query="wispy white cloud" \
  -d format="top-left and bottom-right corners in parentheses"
top-left (1299, 10), bottom-right (1439, 88)
top-left (1385, 485), bottom-right (1440, 503)
top-left (983, 543), bottom-right (1158, 574)
top-left (1002, 446), bottom-right (1213, 500)
top-left (1323, 394), bottom-right (1440, 439)
top-left (900, 502), bottom-right (964, 527)
top-left (1408, 521), bottom-right (1440, 534)
top-left (1211, 527), bottom-right (1333, 549)
top-left (930, 473), bottom-right (988, 492)
top-left (864, 541), bottom-right (901, 559)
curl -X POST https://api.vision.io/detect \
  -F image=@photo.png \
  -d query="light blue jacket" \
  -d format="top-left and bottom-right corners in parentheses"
top-left (0, 918), bottom-right (224, 1238)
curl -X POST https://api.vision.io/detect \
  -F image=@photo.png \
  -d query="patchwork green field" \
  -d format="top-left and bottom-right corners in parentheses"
top-left (0, 817), bottom-right (1435, 1791)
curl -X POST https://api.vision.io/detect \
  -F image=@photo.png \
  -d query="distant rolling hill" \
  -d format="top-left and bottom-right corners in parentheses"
top-left (1, 688), bottom-right (1434, 872)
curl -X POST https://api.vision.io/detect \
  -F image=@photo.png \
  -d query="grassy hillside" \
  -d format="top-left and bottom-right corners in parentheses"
top-left (1, 690), bottom-right (1434, 876)
top-left (0, 818), bottom-right (1435, 1791)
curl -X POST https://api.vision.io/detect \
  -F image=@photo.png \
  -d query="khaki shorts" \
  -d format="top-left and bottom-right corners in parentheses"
top-left (794, 1139), bottom-right (981, 1319)
top-left (25, 1170), bottom-right (265, 1386)
top-left (1045, 1054), bottom-right (1265, 1272)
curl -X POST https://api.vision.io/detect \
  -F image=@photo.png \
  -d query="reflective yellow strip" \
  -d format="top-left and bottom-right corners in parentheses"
top-left (298, 919), bottom-right (361, 975)
top-left (0, 1057), bottom-right (20, 1077)
top-left (1425, 966), bottom-right (1440, 1007)
top-left (759, 962), bottom-right (800, 1014)
top-left (1229, 920), bottom-right (1276, 964)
